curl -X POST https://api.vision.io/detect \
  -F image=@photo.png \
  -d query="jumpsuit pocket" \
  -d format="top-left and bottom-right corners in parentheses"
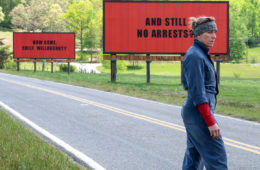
top-left (204, 65), bottom-right (216, 83)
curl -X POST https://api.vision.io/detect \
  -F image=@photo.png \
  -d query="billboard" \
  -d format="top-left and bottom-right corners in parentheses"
top-left (13, 33), bottom-right (75, 59)
top-left (104, 1), bottom-right (229, 54)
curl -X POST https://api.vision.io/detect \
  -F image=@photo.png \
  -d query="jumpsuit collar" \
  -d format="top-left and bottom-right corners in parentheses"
top-left (193, 38), bottom-right (214, 66)
top-left (193, 38), bottom-right (210, 55)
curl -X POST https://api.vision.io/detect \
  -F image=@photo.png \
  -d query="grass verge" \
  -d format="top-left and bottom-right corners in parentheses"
top-left (101, 62), bottom-right (260, 79)
top-left (247, 46), bottom-right (260, 63)
top-left (0, 69), bottom-right (259, 122)
top-left (0, 108), bottom-right (86, 169)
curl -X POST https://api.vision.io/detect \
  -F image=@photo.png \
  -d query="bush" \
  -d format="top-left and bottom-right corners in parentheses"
top-left (76, 52), bottom-right (90, 62)
top-left (127, 65), bottom-right (144, 70)
top-left (251, 57), bottom-right (256, 64)
top-left (229, 38), bottom-right (247, 63)
top-left (101, 60), bottom-right (127, 72)
top-left (0, 39), bottom-right (11, 69)
top-left (4, 61), bottom-right (17, 69)
top-left (233, 72), bottom-right (241, 78)
top-left (248, 37), bottom-right (258, 48)
top-left (59, 64), bottom-right (77, 72)
top-left (99, 52), bottom-right (127, 72)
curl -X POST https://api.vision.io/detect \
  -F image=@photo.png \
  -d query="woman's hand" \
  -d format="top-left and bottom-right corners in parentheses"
top-left (208, 123), bottom-right (221, 139)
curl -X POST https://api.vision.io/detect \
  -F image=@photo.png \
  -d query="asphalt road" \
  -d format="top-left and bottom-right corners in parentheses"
top-left (0, 72), bottom-right (259, 170)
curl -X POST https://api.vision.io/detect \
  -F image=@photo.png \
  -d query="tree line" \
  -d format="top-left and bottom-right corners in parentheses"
top-left (0, 0), bottom-right (259, 63)
top-left (0, 0), bottom-right (102, 63)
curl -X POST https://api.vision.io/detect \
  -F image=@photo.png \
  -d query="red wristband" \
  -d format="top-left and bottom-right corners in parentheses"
top-left (197, 103), bottom-right (216, 127)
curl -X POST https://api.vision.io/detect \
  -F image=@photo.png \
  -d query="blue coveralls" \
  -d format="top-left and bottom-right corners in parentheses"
top-left (181, 39), bottom-right (228, 170)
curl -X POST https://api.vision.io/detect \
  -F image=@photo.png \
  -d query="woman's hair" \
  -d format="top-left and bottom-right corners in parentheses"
top-left (189, 17), bottom-right (216, 31)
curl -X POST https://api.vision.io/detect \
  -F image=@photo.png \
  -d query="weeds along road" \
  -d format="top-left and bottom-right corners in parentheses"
top-left (0, 72), bottom-right (259, 170)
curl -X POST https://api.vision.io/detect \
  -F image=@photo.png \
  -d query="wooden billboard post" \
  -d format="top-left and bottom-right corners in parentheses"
top-left (216, 59), bottom-right (222, 85)
top-left (51, 59), bottom-right (54, 73)
top-left (111, 54), bottom-right (117, 82)
top-left (34, 59), bottom-right (37, 72)
top-left (16, 58), bottom-right (20, 71)
top-left (146, 54), bottom-right (152, 83)
top-left (68, 60), bottom-right (70, 75)
top-left (180, 54), bottom-right (184, 84)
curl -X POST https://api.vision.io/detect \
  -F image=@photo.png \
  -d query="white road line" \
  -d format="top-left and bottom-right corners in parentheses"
top-left (0, 101), bottom-right (106, 170)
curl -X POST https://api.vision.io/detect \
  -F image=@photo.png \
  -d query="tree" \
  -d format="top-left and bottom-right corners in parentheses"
top-left (245, 0), bottom-right (260, 37)
top-left (83, 19), bottom-right (98, 62)
top-left (241, 0), bottom-right (260, 47)
top-left (61, 1), bottom-right (93, 52)
top-left (0, 0), bottom-right (21, 28)
top-left (82, 2), bottom-right (102, 62)
top-left (9, 1), bottom-right (48, 31)
top-left (9, 4), bottom-right (27, 30)
top-left (0, 39), bottom-right (11, 69)
top-left (46, 0), bottom-right (70, 12)
top-left (90, 0), bottom-right (103, 48)
top-left (228, 0), bottom-right (249, 63)
top-left (43, 4), bottom-right (67, 32)
top-left (9, 0), bottom-right (71, 32)
top-left (0, 7), bottom-right (4, 23)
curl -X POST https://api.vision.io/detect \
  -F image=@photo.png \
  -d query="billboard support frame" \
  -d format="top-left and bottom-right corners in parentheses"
top-left (15, 58), bottom-right (73, 75)
top-left (107, 53), bottom-right (225, 84)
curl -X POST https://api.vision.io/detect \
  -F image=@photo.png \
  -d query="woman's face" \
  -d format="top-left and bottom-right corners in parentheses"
top-left (197, 30), bottom-right (217, 47)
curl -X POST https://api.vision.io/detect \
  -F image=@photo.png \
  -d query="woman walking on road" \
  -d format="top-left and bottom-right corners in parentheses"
top-left (181, 16), bottom-right (228, 170)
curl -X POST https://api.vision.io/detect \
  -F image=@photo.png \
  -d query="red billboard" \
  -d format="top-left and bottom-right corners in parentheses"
top-left (13, 33), bottom-right (75, 59)
top-left (104, 1), bottom-right (229, 54)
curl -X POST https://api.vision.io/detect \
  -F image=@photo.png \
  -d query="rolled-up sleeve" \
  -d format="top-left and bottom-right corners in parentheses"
top-left (183, 55), bottom-right (208, 106)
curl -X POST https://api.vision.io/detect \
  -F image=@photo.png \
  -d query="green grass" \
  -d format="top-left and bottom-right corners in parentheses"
top-left (219, 63), bottom-right (260, 79)
top-left (0, 109), bottom-right (86, 169)
top-left (217, 79), bottom-right (260, 121)
top-left (247, 46), bottom-right (260, 63)
top-left (1, 69), bottom-right (259, 122)
top-left (100, 61), bottom-right (260, 79)
top-left (0, 27), bottom-right (13, 48)
top-left (11, 61), bottom-right (260, 80)
top-left (18, 62), bottom-right (62, 72)
top-left (100, 61), bottom-right (182, 76)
